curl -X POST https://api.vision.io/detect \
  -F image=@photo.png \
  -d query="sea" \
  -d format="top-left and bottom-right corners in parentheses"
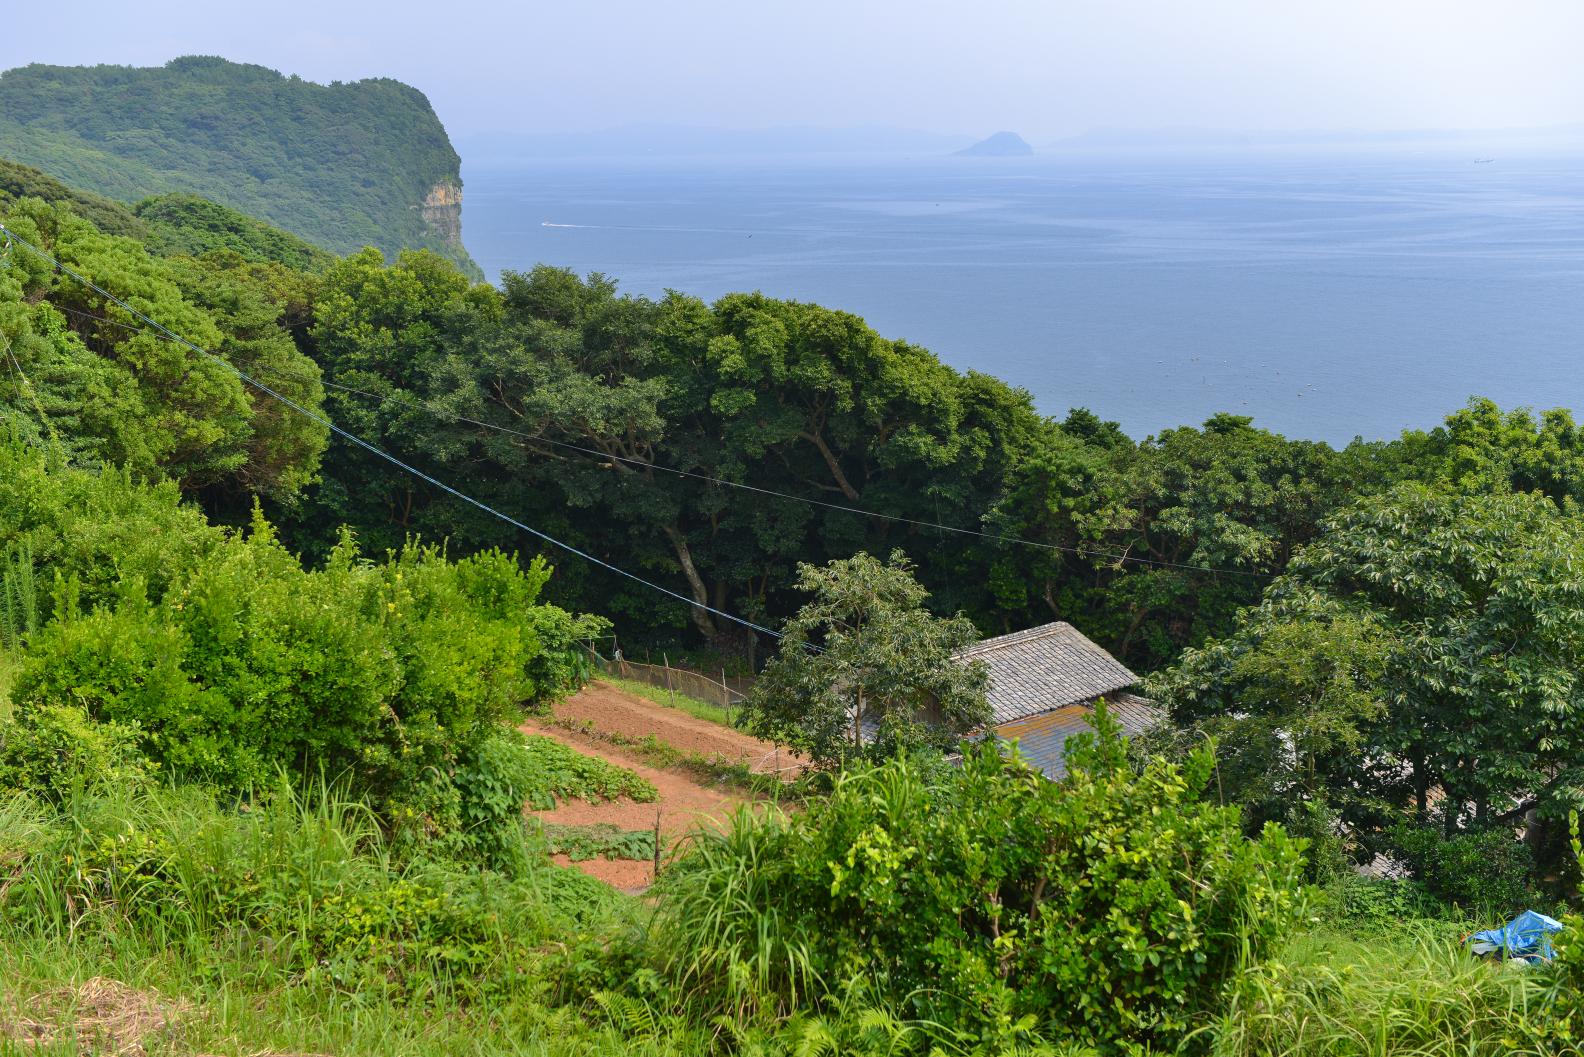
top-left (459, 149), bottom-right (1584, 446)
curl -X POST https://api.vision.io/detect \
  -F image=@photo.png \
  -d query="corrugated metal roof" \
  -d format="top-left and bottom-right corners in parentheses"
top-left (990, 692), bottom-right (1165, 779)
top-left (954, 621), bottom-right (1139, 725)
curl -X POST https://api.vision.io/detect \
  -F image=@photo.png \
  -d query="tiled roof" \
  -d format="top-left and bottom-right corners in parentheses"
top-left (954, 621), bottom-right (1139, 725)
top-left (990, 692), bottom-right (1165, 779)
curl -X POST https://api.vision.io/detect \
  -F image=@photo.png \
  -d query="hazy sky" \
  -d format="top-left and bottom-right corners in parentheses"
top-left (4, 1), bottom-right (1581, 141)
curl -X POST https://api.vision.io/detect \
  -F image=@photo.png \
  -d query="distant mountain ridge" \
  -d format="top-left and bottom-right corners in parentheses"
top-left (0, 56), bottom-right (479, 276)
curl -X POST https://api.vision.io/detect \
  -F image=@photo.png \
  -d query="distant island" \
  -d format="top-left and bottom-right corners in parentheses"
top-left (0, 56), bottom-right (480, 276)
top-left (955, 131), bottom-right (1034, 157)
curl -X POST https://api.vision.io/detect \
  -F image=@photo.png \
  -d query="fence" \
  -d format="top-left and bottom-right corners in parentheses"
top-left (583, 645), bottom-right (755, 717)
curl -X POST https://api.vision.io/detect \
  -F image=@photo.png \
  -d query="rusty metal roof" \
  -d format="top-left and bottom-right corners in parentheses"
top-left (990, 692), bottom-right (1165, 779)
top-left (955, 621), bottom-right (1139, 725)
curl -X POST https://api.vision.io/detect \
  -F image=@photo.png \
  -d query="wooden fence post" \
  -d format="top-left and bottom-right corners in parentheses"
top-left (652, 808), bottom-right (662, 883)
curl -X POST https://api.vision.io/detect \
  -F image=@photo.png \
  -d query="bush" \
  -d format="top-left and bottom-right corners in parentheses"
top-left (1390, 823), bottom-right (1538, 912)
top-left (0, 703), bottom-right (145, 800)
top-left (12, 508), bottom-right (606, 814)
top-left (1314, 874), bottom-right (1459, 935)
top-left (649, 704), bottom-right (1306, 1054)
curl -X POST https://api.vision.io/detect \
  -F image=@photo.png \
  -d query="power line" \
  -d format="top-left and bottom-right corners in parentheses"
top-left (44, 302), bottom-right (1269, 579)
top-left (0, 223), bottom-right (786, 641)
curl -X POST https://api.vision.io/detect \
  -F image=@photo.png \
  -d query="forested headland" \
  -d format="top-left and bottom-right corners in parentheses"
top-left (2, 155), bottom-right (1583, 1056)
top-left (0, 57), bottom-right (478, 275)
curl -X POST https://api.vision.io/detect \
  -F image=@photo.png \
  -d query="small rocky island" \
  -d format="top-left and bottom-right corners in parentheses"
top-left (955, 131), bottom-right (1034, 156)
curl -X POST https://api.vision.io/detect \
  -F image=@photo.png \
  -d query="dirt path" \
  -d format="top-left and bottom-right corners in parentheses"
top-left (522, 681), bottom-right (785, 890)
top-left (550, 681), bottom-right (789, 771)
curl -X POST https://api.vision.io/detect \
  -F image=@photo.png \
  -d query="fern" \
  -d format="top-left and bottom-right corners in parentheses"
top-left (0, 541), bottom-right (38, 650)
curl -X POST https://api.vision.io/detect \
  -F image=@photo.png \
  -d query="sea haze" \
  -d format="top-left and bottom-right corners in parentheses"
top-left (459, 150), bottom-right (1584, 445)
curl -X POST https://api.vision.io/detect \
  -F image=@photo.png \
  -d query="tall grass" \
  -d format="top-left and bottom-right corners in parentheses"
top-left (647, 804), bottom-right (820, 1024)
top-left (1207, 925), bottom-right (1553, 1057)
top-left (0, 647), bottom-right (18, 720)
top-left (0, 778), bottom-right (680, 1055)
top-left (605, 676), bottom-right (734, 727)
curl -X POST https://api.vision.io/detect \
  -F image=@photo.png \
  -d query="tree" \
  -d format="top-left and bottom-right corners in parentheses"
top-left (1154, 484), bottom-right (1584, 864)
top-left (737, 550), bottom-right (989, 767)
top-left (0, 198), bottom-right (326, 498)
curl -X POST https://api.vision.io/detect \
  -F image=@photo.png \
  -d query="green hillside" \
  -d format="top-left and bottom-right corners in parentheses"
top-left (0, 55), bottom-right (478, 275)
top-left (135, 193), bottom-right (336, 271)
top-left (2, 155), bottom-right (334, 271)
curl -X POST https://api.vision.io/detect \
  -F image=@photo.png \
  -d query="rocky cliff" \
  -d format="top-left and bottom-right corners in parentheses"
top-left (421, 180), bottom-right (464, 249)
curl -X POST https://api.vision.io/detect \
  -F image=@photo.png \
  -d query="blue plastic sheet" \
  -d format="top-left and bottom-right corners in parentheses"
top-left (1467, 910), bottom-right (1566, 962)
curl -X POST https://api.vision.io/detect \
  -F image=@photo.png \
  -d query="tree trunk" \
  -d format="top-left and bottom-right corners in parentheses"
top-left (799, 429), bottom-right (861, 502)
top-left (662, 526), bottom-right (718, 641)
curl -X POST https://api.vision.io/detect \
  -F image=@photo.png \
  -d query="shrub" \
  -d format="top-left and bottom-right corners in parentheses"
top-left (12, 508), bottom-right (606, 813)
top-left (0, 703), bottom-right (145, 800)
top-left (1524, 814), bottom-right (1583, 1053)
top-left (1390, 823), bottom-right (1538, 912)
top-left (1313, 874), bottom-right (1458, 935)
top-left (650, 704), bottom-right (1305, 1054)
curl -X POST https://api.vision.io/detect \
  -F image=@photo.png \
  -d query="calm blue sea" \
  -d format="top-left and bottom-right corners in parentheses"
top-left (459, 151), bottom-right (1584, 445)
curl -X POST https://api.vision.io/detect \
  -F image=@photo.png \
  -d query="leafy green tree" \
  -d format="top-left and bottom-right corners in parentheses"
top-left (737, 551), bottom-right (988, 766)
top-left (1155, 485), bottom-right (1584, 864)
top-left (1374, 396), bottom-right (1584, 509)
top-left (987, 411), bottom-right (1350, 668)
top-left (1, 198), bottom-right (326, 497)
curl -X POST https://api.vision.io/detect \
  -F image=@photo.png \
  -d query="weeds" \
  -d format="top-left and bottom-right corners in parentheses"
top-left (1207, 926), bottom-right (1553, 1057)
top-left (519, 735), bottom-right (658, 807)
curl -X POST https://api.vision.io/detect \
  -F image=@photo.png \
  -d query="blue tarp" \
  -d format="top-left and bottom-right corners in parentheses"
top-left (1467, 910), bottom-right (1567, 962)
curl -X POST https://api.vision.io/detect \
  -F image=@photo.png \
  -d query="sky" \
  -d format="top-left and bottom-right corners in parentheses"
top-left (3, 1), bottom-right (1582, 142)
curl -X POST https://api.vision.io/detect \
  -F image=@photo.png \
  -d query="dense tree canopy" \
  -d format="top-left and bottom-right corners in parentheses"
top-left (1, 198), bottom-right (327, 497)
top-left (1153, 486), bottom-right (1584, 869)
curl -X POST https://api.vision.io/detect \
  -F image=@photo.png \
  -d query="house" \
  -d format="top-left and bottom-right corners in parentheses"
top-left (954, 621), bottom-right (1164, 779)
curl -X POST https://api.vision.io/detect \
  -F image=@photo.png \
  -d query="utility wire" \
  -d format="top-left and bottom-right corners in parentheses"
top-left (0, 223), bottom-right (786, 641)
top-left (45, 302), bottom-right (1269, 579)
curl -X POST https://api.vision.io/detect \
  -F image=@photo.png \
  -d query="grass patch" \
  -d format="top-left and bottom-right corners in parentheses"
top-left (1207, 924), bottom-right (1554, 1057)
top-left (521, 735), bottom-right (659, 807)
top-left (605, 677), bottom-right (735, 727)
top-left (0, 929), bottom-right (710, 1057)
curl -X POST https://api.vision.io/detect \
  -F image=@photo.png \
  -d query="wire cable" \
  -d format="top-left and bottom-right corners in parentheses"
top-left (0, 223), bottom-right (786, 640)
top-left (44, 302), bottom-right (1269, 579)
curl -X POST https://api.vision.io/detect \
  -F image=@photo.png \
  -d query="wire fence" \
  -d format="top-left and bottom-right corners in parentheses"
top-left (581, 640), bottom-right (756, 716)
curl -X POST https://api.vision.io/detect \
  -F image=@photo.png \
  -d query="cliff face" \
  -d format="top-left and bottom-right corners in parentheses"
top-left (421, 180), bottom-right (464, 248)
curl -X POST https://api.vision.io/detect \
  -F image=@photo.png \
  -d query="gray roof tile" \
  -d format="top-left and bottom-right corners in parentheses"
top-left (954, 621), bottom-right (1139, 725)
